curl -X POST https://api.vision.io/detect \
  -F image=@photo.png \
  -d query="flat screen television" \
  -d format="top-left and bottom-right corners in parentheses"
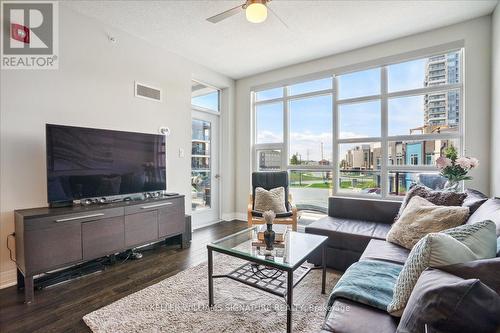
top-left (46, 124), bottom-right (166, 204)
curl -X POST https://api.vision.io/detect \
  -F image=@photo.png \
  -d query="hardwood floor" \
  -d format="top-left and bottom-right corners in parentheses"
top-left (0, 220), bottom-right (248, 333)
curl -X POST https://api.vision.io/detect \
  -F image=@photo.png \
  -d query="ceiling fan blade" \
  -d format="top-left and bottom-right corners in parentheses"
top-left (268, 5), bottom-right (288, 29)
top-left (206, 4), bottom-right (244, 23)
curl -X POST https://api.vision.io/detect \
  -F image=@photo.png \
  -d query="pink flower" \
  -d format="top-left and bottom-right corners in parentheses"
top-left (469, 157), bottom-right (479, 168)
top-left (456, 157), bottom-right (471, 169)
top-left (436, 156), bottom-right (452, 169)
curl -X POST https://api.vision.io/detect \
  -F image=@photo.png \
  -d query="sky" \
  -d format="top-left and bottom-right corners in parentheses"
top-left (192, 91), bottom-right (219, 111)
top-left (255, 55), bottom-right (459, 162)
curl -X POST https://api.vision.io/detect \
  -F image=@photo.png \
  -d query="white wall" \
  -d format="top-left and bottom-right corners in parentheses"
top-left (0, 5), bottom-right (235, 288)
top-left (235, 16), bottom-right (493, 215)
top-left (492, 4), bottom-right (500, 197)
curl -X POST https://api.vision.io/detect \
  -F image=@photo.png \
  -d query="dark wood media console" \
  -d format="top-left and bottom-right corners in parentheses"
top-left (14, 195), bottom-right (188, 304)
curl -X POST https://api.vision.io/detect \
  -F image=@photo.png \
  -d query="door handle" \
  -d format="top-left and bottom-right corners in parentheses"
top-left (55, 213), bottom-right (105, 223)
top-left (141, 202), bottom-right (173, 209)
top-left (215, 174), bottom-right (220, 179)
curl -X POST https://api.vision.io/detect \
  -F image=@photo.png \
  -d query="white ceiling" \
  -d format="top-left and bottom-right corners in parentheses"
top-left (65, 0), bottom-right (498, 79)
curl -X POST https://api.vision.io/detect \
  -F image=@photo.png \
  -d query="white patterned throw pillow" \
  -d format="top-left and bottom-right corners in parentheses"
top-left (254, 187), bottom-right (287, 213)
top-left (387, 220), bottom-right (497, 317)
top-left (387, 196), bottom-right (469, 249)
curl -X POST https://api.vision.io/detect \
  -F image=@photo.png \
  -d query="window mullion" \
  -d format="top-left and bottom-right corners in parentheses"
top-left (251, 91), bottom-right (257, 172)
top-left (380, 66), bottom-right (389, 199)
top-left (283, 86), bottom-right (289, 171)
top-left (332, 76), bottom-right (339, 196)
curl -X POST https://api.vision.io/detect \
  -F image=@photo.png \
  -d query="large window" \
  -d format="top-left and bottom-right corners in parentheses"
top-left (253, 49), bottom-right (463, 206)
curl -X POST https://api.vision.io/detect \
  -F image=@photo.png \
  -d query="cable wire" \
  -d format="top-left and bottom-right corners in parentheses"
top-left (7, 233), bottom-right (16, 263)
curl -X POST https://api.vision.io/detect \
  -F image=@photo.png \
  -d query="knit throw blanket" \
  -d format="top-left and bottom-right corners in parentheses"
top-left (327, 259), bottom-right (403, 312)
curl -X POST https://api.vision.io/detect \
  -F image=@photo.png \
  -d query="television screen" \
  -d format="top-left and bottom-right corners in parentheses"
top-left (46, 124), bottom-right (166, 203)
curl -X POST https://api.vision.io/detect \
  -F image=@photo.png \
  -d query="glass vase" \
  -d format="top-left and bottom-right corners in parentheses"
top-left (443, 179), bottom-right (461, 192)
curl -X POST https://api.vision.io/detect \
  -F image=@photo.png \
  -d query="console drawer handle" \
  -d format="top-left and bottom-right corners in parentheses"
top-left (141, 202), bottom-right (173, 209)
top-left (55, 213), bottom-right (105, 223)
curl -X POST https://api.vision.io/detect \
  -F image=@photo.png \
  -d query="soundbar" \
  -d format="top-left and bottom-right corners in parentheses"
top-left (74, 191), bottom-right (176, 206)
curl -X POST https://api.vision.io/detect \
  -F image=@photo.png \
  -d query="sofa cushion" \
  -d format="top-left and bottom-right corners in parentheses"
top-left (467, 198), bottom-right (500, 236)
top-left (462, 188), bottom-right (488, 215)
top-left (387, 196), bottom-right (469, 249)
top-left (397, 269), bottom-right (500, 333)
top-left (396, 185), bottom-right (467, 218)
top-left (306, 216), bottom-right (391, 253)
top-left (360, 239), bottom-right (410, 265)
top-left (321, 299), bottom-right (398, 333)
top-left (328, 196), bottom-right (401, 223)
top-left (438, 257), bottom-right (500, 294)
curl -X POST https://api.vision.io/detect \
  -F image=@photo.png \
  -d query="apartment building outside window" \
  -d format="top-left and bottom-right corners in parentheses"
top-left (252, 48), bottom-right (463, 211)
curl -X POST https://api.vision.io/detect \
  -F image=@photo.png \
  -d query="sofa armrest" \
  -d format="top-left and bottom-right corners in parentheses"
top-left (328, 196), bottom-right (401, 224)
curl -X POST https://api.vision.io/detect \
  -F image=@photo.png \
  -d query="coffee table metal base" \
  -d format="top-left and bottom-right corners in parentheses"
top-left (207, 244), bottom-right (327, 333)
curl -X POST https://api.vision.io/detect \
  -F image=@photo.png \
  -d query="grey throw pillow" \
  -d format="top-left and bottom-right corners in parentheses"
top-left (462, 188), bottom-right (488, 215)
top-left (397, 185), bottom-right (467, 219)
top-left (254, 187), bottom-right (287, 213)
top-left (466, 198), bottom-right (500, 236)
top-left (397, 269), bottom-right (500, 333)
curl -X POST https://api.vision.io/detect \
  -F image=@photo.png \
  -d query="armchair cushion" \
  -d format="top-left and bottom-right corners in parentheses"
top-left (251, 210), bottom-right (293, 218)
top-left (252, 171), bottom-right (289, 209)
top-left (254, 186), bottom-right (287, 213)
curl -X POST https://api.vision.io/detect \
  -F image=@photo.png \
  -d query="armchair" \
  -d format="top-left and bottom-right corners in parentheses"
top-left (247, 171), bottom-right (298, 231)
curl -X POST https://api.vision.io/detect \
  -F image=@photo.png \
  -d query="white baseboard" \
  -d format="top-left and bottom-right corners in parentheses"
top-left (193, 219), bottom-right (223, 230)
top-left (221, 212), bottom-right (246, 222)
top-left (221, 212), bottom-right (236, 221)
top-left (234, 213), bottom-right (246, 221)
top-left (0, 269), bottom-right (17, 289)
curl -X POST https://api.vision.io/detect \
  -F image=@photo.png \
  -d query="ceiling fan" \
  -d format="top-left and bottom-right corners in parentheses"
top-left (206, 0), bottom-right (287, 26)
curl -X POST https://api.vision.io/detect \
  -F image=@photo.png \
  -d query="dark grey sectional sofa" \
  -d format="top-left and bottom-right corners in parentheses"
top-left (305, 189), bottom-right (500, 333)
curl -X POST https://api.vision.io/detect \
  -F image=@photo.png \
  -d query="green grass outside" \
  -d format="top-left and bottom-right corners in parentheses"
top-left (290, 180), bottom-right (378, 190)
top-left (289, 173), bottom-right (326, 182)
top-left (289, 171), bottom-right (379, 190)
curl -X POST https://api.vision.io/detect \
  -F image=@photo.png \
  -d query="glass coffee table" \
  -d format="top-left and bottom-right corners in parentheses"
top-left (207, 227), bottom-right (328, 333)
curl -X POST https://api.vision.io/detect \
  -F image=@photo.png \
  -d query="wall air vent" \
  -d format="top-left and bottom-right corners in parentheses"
top-left (135, 81), bottom-right (162, 102)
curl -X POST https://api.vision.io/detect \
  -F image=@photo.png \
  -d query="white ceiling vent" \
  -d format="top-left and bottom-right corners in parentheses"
top-left (135, 82), bottom-right (162, 102)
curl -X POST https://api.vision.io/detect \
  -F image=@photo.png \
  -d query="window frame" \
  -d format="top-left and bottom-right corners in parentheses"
top-left (251, 45), bottom-right (464, 200)
top-left (191, 80), bottom-right (222, 114)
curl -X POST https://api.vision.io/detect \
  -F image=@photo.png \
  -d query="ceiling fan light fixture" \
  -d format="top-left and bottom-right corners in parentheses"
top-left (245, 1), bottom-right (267, 23)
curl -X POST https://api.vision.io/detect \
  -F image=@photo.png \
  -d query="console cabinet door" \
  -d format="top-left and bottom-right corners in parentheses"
top-left (24, 223), bottom-right (82, 274)
top-left (82, 216), bottom-right (125, 260)
top-left (124, 210), bottom-right (158, 247)
top-left (158, 198), bottom-right (184, 238)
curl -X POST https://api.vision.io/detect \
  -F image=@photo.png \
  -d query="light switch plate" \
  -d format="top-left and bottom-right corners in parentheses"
top-left (178, 148), bottom-right (185, 158)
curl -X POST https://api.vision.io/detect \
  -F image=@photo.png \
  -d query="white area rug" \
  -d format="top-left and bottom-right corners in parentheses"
top-left (83, 254), bottom-right (341, 333)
